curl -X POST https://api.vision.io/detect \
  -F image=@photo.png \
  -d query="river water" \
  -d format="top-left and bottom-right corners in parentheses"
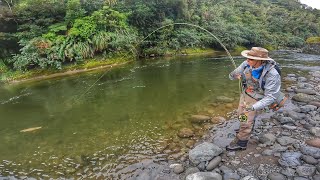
top-left (0, 51), bottom-right (319, 179)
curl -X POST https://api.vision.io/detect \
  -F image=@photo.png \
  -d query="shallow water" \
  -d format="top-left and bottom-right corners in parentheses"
top-left (0, 51), bottom-right (319, 179)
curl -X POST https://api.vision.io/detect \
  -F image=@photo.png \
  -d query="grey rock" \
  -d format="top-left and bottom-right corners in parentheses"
top-left (282, 125), bottom-right (297, 130)
top-left (262, 149), bottom-right (274, 156)
top-left (189, 142), bottom-right (223, 164)
top-left (292, 93), bottom-right (320, 103)
top-left (301, 105), bottom-right (317, 113)
top-left (184, 167), bottom-right (200, 179)
top-left (304, 123), bottom-right (313, 130)
top-left (219, 166), bottom-right (233, 174)
top-left (296, 165), bottom-right (316, 176)
top-left (281, 131), bottom-right (292, 136)
top-left (267, 172), bottom-right (286, 180)
top-left (286, 87), bottom-right (294, 92)
top-left (186, 172), bottom-right (222, 180)
top-left (287, 74), bottom-right (296, 77)
top-left (313, 174), bottom-right (320, 180)
top-left (237, 168), bottom-right (249, 177)
top-left (300, 145), bottom-right (320, 158)
top-left (278, 152), bottom-right (302, 167)
top-left (298, 77), bottom-right (308, 82)
top-left (272, 143), bottom-right (288, 152)
top-left (310, 127), bottom-right (320, 137)
top-left (281, 167), bottom-right (296, 177)
top-left (309, 101), bottom-right (320, 107)
top-left (136, 171), bottom-right (151, 180)
top-left (169, 164), bottom-right (184, 174)
top-left (283, 110), bottom-right (307, 120)
top-left (295, 89), bottom-right (317, 95)
top-left (277, 136), bottom-right (297, 146)
top-left (197, 162), bottom-right (206, 171)
top-left (301, 155), bottom-right (318, 165)
top-left (285, 77), bottom-right (297, 82)
top-left (206, 156), bottom-right (222, 171)
top-left (278, 117), bottom-right (295, 125)
top-left (293, 177), bottom-right (309, 180)
top-left (241, 176), bottom-right (258, 180)
top-left (259, 133), bottom-right (276, 145)
top-left (223, 172), bottom-right (240, 180)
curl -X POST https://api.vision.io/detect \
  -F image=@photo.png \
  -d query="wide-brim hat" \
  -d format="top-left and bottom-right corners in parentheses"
top-left (241, 47), bottom-right (273, 61)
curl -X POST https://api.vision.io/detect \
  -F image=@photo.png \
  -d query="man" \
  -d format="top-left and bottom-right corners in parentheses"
top-left (226, 47), bottom-right (286, 151)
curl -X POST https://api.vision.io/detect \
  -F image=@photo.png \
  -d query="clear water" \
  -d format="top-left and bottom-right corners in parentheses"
top-left (0, 52), bottom-right (319, 179)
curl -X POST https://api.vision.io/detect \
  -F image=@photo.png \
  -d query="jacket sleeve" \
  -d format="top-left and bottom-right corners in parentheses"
top-left (252, 69), bottom-right (281, 110)
top-left (229, 61), bottom-right (248, 80)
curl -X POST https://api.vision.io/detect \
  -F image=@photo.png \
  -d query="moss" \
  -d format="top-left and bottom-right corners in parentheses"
top-left (306, 37), bottom-right (320, 44)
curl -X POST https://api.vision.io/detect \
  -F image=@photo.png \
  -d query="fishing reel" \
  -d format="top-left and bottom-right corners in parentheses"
top-left (238, 114), bottom-right (248, 122)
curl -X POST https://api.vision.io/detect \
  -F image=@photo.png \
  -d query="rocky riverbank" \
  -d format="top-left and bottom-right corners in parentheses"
top-left (154, 70), bottom-right (320, 180)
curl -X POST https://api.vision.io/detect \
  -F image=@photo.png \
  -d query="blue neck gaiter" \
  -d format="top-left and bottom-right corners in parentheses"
top-left (251, 65), bottom-right (264, 79)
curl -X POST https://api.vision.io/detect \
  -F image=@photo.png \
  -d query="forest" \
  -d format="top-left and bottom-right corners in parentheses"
top-left (0, 0), bottom-right (319, 73)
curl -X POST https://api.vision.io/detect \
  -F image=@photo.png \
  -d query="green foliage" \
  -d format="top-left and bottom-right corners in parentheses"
top-left (306, 37), bottom-right (320, 44)
top-left (65, 0), bottom-right (86, 24)
top-left (91, 6), bottom-right (128, 31)
top-left (69, 17), bottom-right (97, 39)
top-left (92, 31), bottom-right (111, 51)
top-left (1, 0), bottom-right (320, 73)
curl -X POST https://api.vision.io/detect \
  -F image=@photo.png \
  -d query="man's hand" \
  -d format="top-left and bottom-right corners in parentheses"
top-left (235, 74), bottom-right (242, 79)
top-left (240, 104), bottom-right (254, 113)
top-left (243, 106), bottom-right (254, 113)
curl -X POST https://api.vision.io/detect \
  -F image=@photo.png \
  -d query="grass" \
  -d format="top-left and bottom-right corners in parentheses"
top-left (164, 48), bottom-right (215, 56)
top-left (0, 55), bottom-right (134, 83)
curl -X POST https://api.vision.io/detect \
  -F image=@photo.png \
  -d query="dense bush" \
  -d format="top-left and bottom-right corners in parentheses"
top-left (0, 0), bottom-right (319, 71)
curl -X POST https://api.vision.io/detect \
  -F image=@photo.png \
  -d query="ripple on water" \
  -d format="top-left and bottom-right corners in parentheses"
top-left (0, 93), bottom-right (32, 105)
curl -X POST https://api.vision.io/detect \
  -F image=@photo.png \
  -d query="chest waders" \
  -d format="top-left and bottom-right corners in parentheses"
top-left (242, 66), bottom-right (287, 112)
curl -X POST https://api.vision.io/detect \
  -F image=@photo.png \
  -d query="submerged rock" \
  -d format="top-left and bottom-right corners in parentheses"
top-left (190, 115), bottom-right (211, 123)
top-left (216, 96), bottom-right (234, 103)
top-left (177, 128), bottom-right (194, 138)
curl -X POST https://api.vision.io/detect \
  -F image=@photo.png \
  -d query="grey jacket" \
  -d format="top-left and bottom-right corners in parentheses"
top-left (229, 60), bottom-right (281, 110)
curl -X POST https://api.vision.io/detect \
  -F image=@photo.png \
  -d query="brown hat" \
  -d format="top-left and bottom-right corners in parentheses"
top-left (241, 47), bottom-right (273, 61)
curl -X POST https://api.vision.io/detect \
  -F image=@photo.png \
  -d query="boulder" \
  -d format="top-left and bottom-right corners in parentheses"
top-left (189, 142), bottom-right (223, 165)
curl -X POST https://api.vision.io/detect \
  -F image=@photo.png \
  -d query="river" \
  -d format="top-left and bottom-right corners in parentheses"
top-left (0, 51), bottom-right (319, 179)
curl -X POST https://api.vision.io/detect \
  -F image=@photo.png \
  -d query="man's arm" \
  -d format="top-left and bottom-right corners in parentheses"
top-left (252, 69), bottom-right (281, 110)
top-left (229, 61), bottom-right (248, 80)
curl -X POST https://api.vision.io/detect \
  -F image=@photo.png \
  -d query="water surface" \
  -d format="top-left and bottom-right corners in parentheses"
top-left (0, 52), bottom-right (319, 179)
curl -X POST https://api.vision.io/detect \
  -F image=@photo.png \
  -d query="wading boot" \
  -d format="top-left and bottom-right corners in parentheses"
top-left (226, 139), bottom-right (248, 151)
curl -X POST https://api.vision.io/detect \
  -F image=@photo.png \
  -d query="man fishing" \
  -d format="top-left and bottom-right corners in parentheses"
top-left (226, 47), bottom-right (286, 151)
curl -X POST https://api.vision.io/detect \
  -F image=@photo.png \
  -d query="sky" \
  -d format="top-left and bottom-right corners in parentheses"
top-left (300, 0), bottom-right (320, 9)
